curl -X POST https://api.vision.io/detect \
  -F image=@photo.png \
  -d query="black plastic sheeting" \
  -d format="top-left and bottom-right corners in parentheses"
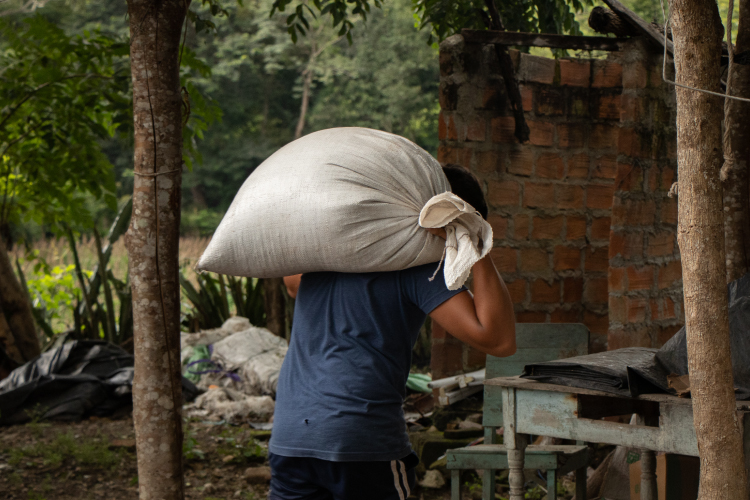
top-left (0, 340), bottom-right (201, 425)
top-left (522, 273), bottom-right (750, 400)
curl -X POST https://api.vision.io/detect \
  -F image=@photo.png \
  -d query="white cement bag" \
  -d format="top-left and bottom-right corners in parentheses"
top-left (197, 127), bottom-right (492, 290)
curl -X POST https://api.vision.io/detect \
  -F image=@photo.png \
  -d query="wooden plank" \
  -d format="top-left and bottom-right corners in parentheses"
top-left (462, 29), bottom-right (628, 52)
top-left (513, 389), bottom-right (700, 455)
top-left (502, 387), bottom-right (518, 449)
top-left (484, 385), bottom-right (504, 427)
top-left (601, 0), bottom-right (674, 55)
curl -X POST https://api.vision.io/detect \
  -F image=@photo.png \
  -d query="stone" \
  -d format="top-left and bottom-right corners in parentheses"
top-left (420, 470), bottom-right (446, 489)
top-left (244, 466), bottom-right (272, 484)
top-left (203, 483), bottom-right (216, 494)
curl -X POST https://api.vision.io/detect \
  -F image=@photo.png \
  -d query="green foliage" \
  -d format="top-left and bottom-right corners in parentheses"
top-left (271, 0), bottom-right (381, 43)
top-left (0, 15), bottom-right (130, 233)
top-left (183, 427), bottom-right (206, 461)
top-left (412, 0), bottom-right (594, 45)
top-left (180, 271), bottom-right (265, 331)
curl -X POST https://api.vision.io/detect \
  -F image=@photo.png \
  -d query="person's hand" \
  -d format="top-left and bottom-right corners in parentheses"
top-left (427, 227), bottom-right (447, 240)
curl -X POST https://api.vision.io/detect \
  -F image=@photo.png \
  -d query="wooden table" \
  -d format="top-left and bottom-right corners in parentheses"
top-left (485, 376), bottom-right (750, 500)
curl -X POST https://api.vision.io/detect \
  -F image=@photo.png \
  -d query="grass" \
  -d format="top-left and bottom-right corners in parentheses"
top-left (11, 236), bottom-right (212, 336)
top-left (7, 431), bottom-right (126, 470)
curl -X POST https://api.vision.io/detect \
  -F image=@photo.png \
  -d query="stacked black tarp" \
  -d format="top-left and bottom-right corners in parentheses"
top-left (522, 273), bottom-right (750, 399)
top-left (0, 340), bottom-right (201, 425)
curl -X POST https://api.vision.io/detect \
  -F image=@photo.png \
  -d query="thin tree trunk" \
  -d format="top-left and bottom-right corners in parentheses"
top-left (0, 236), bottom-right (39, 361)
top-left (294, 67), bottom-right (314, 140)
top-left (126, 0), bottom-right (187, 498)
top-left (672, 0), bottom-right (749, 497)
top-left (723, 0), bottom-right (750, 283)
top-left (263, 277), bottom-right (286, 336)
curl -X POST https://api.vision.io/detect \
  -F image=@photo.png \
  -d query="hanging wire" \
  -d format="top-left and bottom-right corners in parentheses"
top-left (658, 0), bottom-right (750, 103)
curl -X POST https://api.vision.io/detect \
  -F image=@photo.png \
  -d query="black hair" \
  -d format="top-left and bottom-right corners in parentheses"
top-left (442, 164), bottom-right (488, 220)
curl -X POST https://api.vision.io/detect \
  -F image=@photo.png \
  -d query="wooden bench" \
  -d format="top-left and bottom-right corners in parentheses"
top-left (445, 323), bottom-right (590, 500)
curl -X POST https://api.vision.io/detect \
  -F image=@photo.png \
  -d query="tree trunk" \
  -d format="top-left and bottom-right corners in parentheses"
top-left (263, 277), bottom-right (286, 336)
top-left (0, 236), bottom-right (39, 362)
top-left (126, 0), bottom-right (187, 498)
top-left (672, 0), bottom-right (749, 497)
top-left (723, 0), bottom-right (750, 283)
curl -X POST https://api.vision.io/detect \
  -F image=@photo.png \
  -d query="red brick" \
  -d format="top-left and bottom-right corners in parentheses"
top-left (591, 217), bottom-right (611, 241)
top-left (535, 89), bottom-right (565, 116)
top-left (431, 340), bottom-right (464, 377)
top-left (437, 145), bottom-right (458, 164)
top-left (583, 310), bottom-right (609, 335)
top-left (623, 63), bottom-right (648, 89)
top-left (627, 297), bottom-right (648, 323)
top-left (520, 248), bottom-right (550, 272)
top-left (536, 153), bottom-right (565, 179)
top-left (586, 184), bottom-right (615, 209)
top-left (553, 246), bottom-right (581, 271)
top-left (524, 182), bottom-right (556, 208)
top-left (514, 214), bottom-right (530, 240)
top-left (567, 154), bottom-right (590, 178)
top-left (584, 246), bottom-right (609, 272)
top-left (593, 155), bottom-right (618, 179)
top-left (656, 324), bottom-right (682, 346)
top-left (661, 167), bottom-right (676, 190)
top-left (664, 297), bottom-right (677, 319)
top-left (620, 94), bottom-right (642, 122)
top-left (608, 231), bottom-right (643, 259)
top-left (474, 150), bottom-right (501, 174)
top-left (506, 279), bottom-right (527, 303)
top-left (557, 185), bottom-right (585, 209)
top-left (467, 118), bottom-right (486, 142)
top-left (658, 260), bottom-right (682, 289)
top-left (516, 311), bottom-right (548, 323)
top-left (589, 124), bottom-right (618, 150)
top-left (560, 59), bottom-right (591, 87)
top-left (566, 216), bottom-right (587, 240)
top-left (650, 297), bottom-right (676, 321)
top-left (487, 214), bottom-right (508, 240)
top-left (597, 95), bottom-right (621, 120)
top-left (528, 120), bottom-right (555, 146)
top-left (627, 266), bottom-right (654, 291)
top-left (609, 267), bottom-right (626, 292)
top-left (662, 198), bottom-right (678, 225)
top-left (592, 61), bottom-right (623, 88)
top-left (563, 277), bottom-right (584, 303)
top-left (520, 54), bottom-right (556, 84)
top-left (618, 127), bottom-right (648, 157)
top-left (465, 347), bottom-right (487, 369)
top-left (552, 308), bottom-right (580, 323)
top-left (531, 279), bottom-right (561, 303)
top-left (557, 124), bottom-right (586, 149)
top-left (583, 277), bottom-right (608, 304)
top-left (612, 199), bottom-right (656, 226)
top-left (487, 180), bottom-right (521, 207)
top-left (532, 216), bottom-right (564, 240)
top-left (491, 246), bottom-right (518, 273)
top-left (520, 85), bottom-right (533, 111)
top-left (647, 233), bottom-right (675, 257)
top-left (609, 295), bottom-right (627, 323)
top-left (491, 116), bottom-right (516, 143)
top-left (614, 162), bottom-right (642, 191)
top-left (608, 327), bottom-right (652, 350)
top-left (507, 149), bottom-right (534, 176)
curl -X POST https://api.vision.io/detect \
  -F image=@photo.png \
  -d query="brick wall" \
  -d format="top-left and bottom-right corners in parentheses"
top-left (432, 35), bottom-right (684, 379)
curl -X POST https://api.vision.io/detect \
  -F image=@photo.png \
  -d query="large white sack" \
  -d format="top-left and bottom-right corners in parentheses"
top-left (197, 127), bottom-right (492, 290)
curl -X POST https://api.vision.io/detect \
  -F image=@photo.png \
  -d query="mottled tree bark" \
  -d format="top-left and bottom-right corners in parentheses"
top-left (723, 0), bottom-right (750, 283)
top-left (126, 0), bottom-right (187, 498)
top-left (263, 278), bottom-right (286, 336)
top-left (672, 0), bottom-right (749, 497)
top-left (0, 236), bottom-right (39, 362)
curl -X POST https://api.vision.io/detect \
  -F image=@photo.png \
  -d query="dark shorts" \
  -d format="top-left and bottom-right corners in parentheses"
top-left (268, 452), bottom-right (419, 500)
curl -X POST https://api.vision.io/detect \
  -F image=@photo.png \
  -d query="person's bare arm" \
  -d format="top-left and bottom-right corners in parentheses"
top-left (426, 228), bottom-right (516, 357)
top-left (283, 274), bottom-right (303, 299)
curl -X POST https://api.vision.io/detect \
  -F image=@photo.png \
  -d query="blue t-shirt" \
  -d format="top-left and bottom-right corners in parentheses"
top-left (269, 263), bottom-right (464, 462)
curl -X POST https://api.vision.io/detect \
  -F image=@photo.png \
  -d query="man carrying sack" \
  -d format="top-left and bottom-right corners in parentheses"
top-left (268, 165), bottom-right (517, 500)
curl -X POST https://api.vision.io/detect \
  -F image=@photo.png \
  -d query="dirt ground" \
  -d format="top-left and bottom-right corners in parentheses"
top-left (0, 415), bottom-right (454, 500)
